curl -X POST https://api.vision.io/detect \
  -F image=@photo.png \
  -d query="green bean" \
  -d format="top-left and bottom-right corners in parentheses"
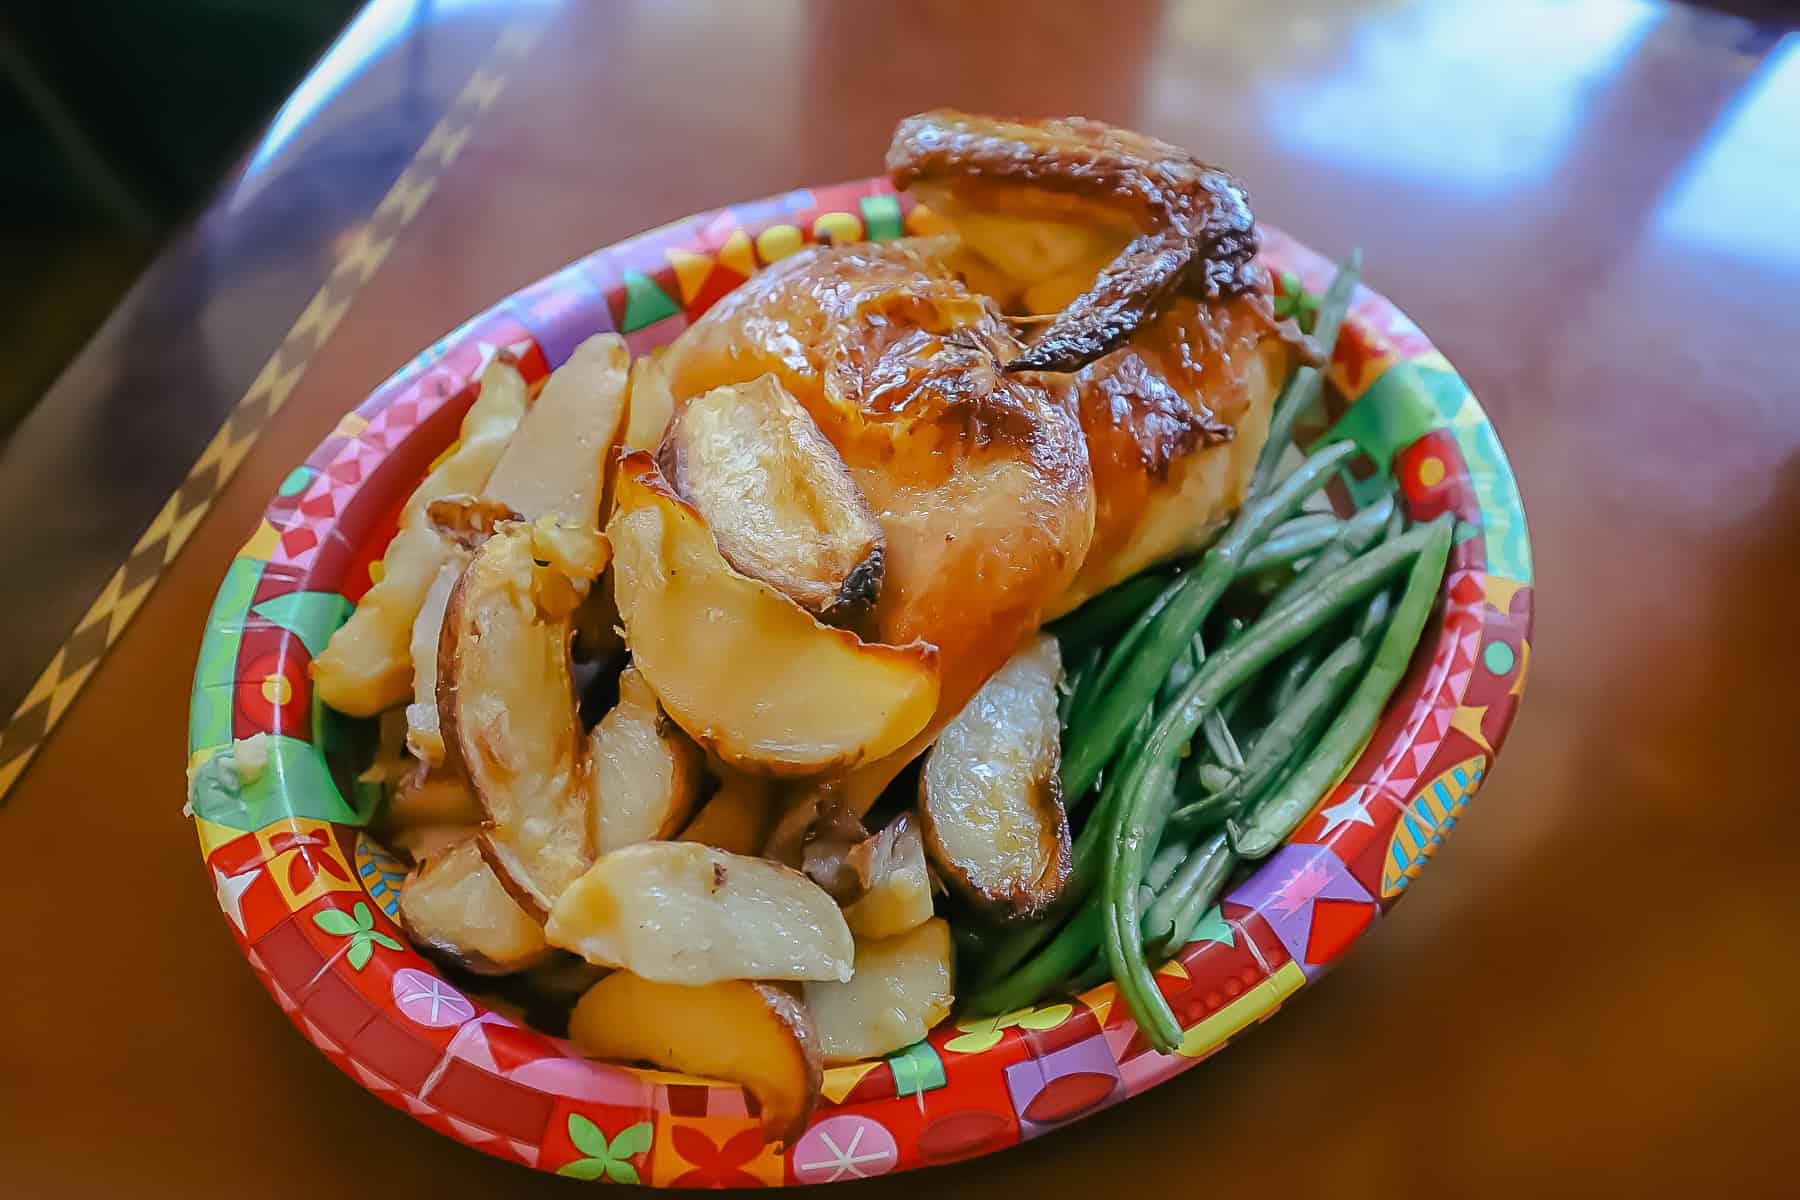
top-left (1143, 832), bottom-right (1234, 953)
top-left (1067, 957), bottom-right (1111, 995)
top-left (1162, 856), bottom-right (1240, 957)
top-left (1266, 491), bottom-right (1394, 614)
top-left (1062, 440), bottom-right (1359, 805)
top-left (1163, 636), bottom-right (1244, 768)
top-left (1267, 643), bottom-right (1320, 715)
top-left (1252, 250), bottom-right (1362, 494)
top-left (1201, 703), bottom-right (1245, 768)
top-left (1169, 787), bottom-right (1243, 835)
top-left (1259, 493), bottom-right (1397, 717)
top-left (1158, 639), bottom-right (1203, 707)
top-left (1102, 518), bottom-right (1446, 1051)
top-left (966, 899), bottom-right (1105, 1015)
top-left (975, 831), bottom-right (1191, 1014)
top-left (1209, 630), bottom-right (1370, 815)
top-left (1145, 837), bottom-right (1192, 892)
top-left (1195, 762), bottom-right (1237, 795)
top-left (1071, 573), bottom-right (1188, 730)
top-left (1237, 514), bottom-right (1343, 577)
top-left (1060, 643), bottom-right (1102, 728)
top-left (1048, 570), bottom-right (1171, 651)
top-left (1229, 515), bottom-right (1453, 859)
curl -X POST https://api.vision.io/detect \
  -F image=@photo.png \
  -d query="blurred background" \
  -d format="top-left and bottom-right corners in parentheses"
top-left (1, 1), bottom-right (361, 435)
top-left (2, 0), bottom-right (1794, 441)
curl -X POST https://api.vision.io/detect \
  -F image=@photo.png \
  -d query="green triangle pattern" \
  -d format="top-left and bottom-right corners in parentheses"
top-left (620, 269), bottom-right (681, 332)
top-left (252, 591), bottom-right (354, 658)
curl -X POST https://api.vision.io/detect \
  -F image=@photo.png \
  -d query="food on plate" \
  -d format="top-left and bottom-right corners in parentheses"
top-left (888, 110), bottom-right (1299, 614)
top-left (887, 109), bottom-right (1262, 371)
top-left (301, 111), bottom-right (1459, 1132)
top-left (589, 666), bottom-right (703, 852)
top-left (569, 972), bottom-right (822, 1143)
top-left (650, 235), bottom-right (1094, 808)
top-left (623, 347), bottom-right (677, 451)
top-left (385, 822), bottom-right (475, 865)
top-left (481, 333), bottom-right (629, 525)
top-left (438, 518), bottom-right (609, 917)
top-left (607, 452), bottom-right (940, 775)
top-left (842, 813), bottom-right (934, 939)
top-left (398, 839), bottom-right (550, 975)
top-left (403, 557), bottom-right (467, 765)
top-left (678, 770), bottom-right (777, 855)
top-left (661, 374), bottom-right (884, 617)
top-left (313, 353), bottom-right (529, 715)
top-left (920, 634), bottom-right (1069, 920)
top-left (545, 841), bottom-right (855, 985)
top-left (804, 918), bottom-right (954, 1062)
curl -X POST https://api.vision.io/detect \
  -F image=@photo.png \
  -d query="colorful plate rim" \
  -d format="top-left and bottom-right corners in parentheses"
top-left (186, 177), bottom-right (1534, 1185)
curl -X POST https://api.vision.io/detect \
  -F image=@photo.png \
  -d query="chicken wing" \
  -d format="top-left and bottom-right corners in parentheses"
top-left (888, 110), bottom-right (1300, 613)
top-left (888, 109), bottom-right (1265, 372)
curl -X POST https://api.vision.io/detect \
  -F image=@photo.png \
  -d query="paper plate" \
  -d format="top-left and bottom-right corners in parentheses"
top-left (187, 179), bottom-right (1533, 1185)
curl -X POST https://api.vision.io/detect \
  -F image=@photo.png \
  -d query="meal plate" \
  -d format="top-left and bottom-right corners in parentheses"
top-left (187, 178), bottom-right (1533, 1184)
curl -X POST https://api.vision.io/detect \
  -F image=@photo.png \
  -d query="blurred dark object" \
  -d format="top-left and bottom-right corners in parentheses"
top-left (1685, 0), bottom-right (1800, 26)
top-left (0, 0), bottom-right (360, 438)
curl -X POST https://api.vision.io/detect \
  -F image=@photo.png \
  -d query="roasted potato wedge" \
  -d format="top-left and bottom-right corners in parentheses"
top-left (545, 842), bottom-right (854, 984)
top-left (843, 814), bottom-right (934, 939)
top-left (484, 333), bottom-right (629, 526)
top-left (588, 667), bottom-right (703, 853)
top-left (382, 765), bottom-right (485, 832)
top-left (920, 634), bottom-right (1070, 920)
top-left (623, 347), bottom-right (678, 451)
top-left (403, 555), bottom-right (467, 766)
top-left (314, 354), bottom-right (530, 715)
top-left (804, 918), bottom-right (954, 1062)
top-left (399, 839), bottom-right (550, 975)
top-left (570, 971), bottom-right (822, 1143)
top-left (438, 519), bottom-right (610, 917)
top-left (662, 374), bottom-right (883, 616)
top-left (385, 822), bottom-right (476, 865)
top-left (678, 770), bottom-right (776, 856)
top-left (607, 452), bottom-right (939, 775)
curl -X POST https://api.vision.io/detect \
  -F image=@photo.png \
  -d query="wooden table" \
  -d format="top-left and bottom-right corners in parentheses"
top-left (4, 1), bottom-right (1796, 1194)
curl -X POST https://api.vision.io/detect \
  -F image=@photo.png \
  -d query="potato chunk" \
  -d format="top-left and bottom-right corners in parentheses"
top-left (920, 634), bottom-right (1070, 919)
top-left (399, 839), bottom-right (549, 975)
top-left (843, 814), bottom-right (934, 939)
top-left (588, 667), bottom-right (703, 853)
top-left (570, 972), bottom-right (822, 1143)
top-left (545, 842), bottom-right (854, 985)
top-left (663, 374), bottom-right (883, 616)
top-left (314, 355), bottom-right (529, 715)
top-left (607, 452), bottom-right (938, 775)
top-left (678, 771), bottom-right (777, 856)
top-left (483, 334), bottom-right (629, 526)
top-left (438, 520), bottom-right (609, 917)
top-left (804, 918), bottom-right (954, 1062)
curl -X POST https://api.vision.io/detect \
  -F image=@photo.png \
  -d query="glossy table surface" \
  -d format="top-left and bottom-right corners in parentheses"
top-left (4, 1), bottom-right (1797, 1195)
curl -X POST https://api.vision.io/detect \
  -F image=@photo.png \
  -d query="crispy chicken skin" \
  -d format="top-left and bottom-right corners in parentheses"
top-left (888, 110), bottom-right (1298, 614)
top-left (888, 110), bottom-right (1264, 373)
top-left (1057, 292), bottom-right (1286, 611)
top-left (653, 239), bottom-right (1095, 766)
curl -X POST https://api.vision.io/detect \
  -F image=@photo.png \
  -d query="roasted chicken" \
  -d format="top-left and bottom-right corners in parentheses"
top-left (889, 109), bottom-right (1301, 612)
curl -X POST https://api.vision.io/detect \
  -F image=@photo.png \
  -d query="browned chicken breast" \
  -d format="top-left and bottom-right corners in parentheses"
top-left (888, 110), bottom-right (1299, 613)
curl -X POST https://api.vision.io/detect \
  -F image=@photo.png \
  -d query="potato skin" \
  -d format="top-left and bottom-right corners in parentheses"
top-left (919, 635), bottom-right (1071, 921)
